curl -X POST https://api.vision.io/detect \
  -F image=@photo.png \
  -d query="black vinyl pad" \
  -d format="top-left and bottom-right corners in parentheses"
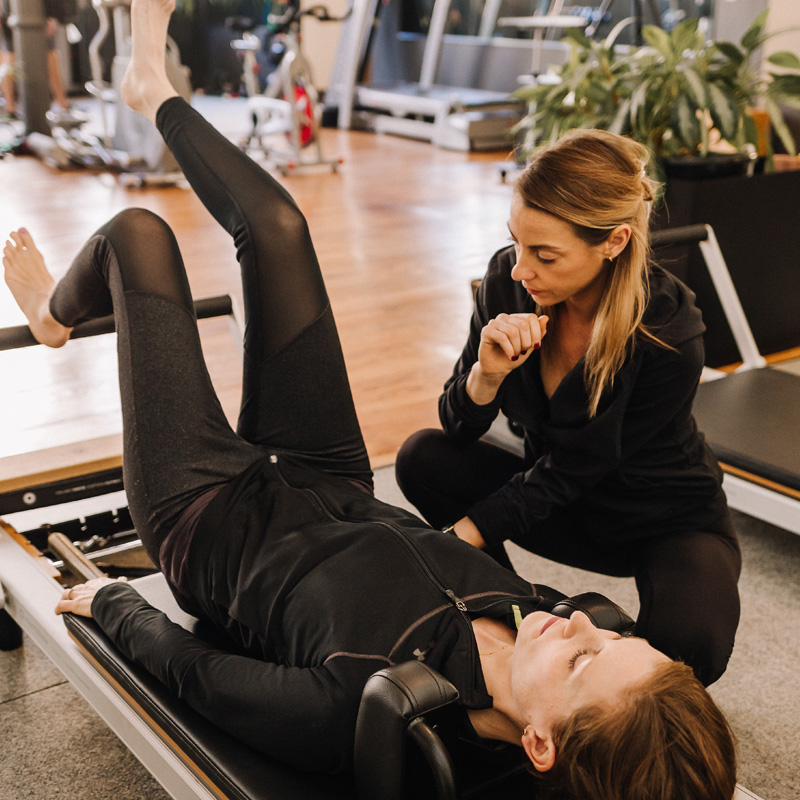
top-left (63, 574), bottom-right (356, 800)
top-left (692, 368), bottom-right (800, 492)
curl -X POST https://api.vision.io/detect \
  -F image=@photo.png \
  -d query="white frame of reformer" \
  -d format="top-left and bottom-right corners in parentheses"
top-left (695, 225), bottom-right (800, 538)
top-left (0, 526), bottom-right (220, 800)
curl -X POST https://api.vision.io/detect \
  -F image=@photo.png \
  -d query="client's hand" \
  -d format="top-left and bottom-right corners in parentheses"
top-left (55, 577), bottom-right (123, 618)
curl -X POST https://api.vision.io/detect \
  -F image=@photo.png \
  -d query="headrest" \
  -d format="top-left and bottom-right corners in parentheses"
top-left (550, 592), bottom-right (636, 635)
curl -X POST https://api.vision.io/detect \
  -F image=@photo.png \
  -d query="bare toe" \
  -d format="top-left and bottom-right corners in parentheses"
top-left (3, 228), bottom-right (72, 347)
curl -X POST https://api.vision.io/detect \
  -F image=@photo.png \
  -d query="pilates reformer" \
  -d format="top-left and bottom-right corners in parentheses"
top-left (651, 225), bottom-right (800, 538)
top-left (0, 285), bottom-right (766, 799)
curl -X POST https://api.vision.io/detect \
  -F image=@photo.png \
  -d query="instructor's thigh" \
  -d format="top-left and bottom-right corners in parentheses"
top-left (634, 531), bottom-right (741, 686)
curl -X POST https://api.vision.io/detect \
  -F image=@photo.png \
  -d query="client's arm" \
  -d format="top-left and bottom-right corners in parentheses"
top-left (59, 580), bottom-right (377, 774)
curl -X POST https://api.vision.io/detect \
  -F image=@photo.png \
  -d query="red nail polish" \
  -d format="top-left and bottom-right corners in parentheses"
top-left (520, 350), bottom-right (528, 356)
top-left (534, 342), bottom-right (541, 350)
top-left (511, 355), bottom-right (519, 361)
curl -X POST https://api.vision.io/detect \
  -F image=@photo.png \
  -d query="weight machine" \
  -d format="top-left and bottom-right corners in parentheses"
top-left (25, 0), bottom-right (192, 185)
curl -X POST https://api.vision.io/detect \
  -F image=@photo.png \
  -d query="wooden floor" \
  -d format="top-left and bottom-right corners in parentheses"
top-left (0, 98), bottom-right (518, 475)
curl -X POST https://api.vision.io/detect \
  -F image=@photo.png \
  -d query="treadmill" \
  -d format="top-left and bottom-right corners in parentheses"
top-left (331, 0), bottom-right (522, 151)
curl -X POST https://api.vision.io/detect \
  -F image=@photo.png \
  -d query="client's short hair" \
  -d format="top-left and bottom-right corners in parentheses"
top-left (547, 660), bottom-right (736, 800)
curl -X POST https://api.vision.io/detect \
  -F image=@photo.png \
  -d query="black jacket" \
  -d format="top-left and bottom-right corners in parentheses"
top-left (440, 246), bottom-right (728, 548)
top-left (93, 453), bottom-right (560, 774)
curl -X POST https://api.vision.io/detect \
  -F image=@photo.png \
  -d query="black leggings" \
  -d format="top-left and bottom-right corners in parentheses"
top-left (49, 98), bottom-right (371, 561)
top-left (396, 429), bottom-right (741, 686)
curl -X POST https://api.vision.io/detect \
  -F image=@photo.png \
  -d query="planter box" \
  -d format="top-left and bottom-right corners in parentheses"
top-left (652, 169), bottom-right (800, 367)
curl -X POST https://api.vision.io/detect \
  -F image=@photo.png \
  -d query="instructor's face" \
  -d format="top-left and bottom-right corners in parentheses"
top-left (511, 611), bottom-right (669, 743)
top-left (507, 196), bottom-right (610, 309)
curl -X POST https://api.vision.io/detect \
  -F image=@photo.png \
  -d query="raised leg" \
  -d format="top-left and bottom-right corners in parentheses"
top-left (121, 0), bottom-right (371, 485)
top-left (6, 210), bottom-right (260, 560)
top-left (120, 0), bottom-right (179, 125)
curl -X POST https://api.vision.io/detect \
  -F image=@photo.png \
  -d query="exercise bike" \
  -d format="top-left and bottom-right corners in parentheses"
top-left (230, 0), bottom-right (347, 175)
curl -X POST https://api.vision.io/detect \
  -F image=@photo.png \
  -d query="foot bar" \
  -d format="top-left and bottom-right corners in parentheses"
top-left (0, 294), bottom-right (235, 352)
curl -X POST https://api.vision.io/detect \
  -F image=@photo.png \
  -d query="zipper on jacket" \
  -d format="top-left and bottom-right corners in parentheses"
top-left (270, 456), bottom-right (479, 666)
top-left (446, 589), bottom-right (468, 613)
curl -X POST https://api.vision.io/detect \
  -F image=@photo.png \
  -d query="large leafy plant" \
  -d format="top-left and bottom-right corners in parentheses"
top-left (514, 11), bottom-right (800, 168)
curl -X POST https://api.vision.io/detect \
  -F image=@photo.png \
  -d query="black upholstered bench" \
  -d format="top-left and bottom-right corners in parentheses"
top-left (60, 569), bottom-right (540, 800)
top-left (652, 226), bottom-right (800, 537)
top-left (63, 573), bottom-right (356, 800)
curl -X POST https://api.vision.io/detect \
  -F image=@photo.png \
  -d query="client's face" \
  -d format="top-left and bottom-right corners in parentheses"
top-left (510, 610), bottom-right (669, 738)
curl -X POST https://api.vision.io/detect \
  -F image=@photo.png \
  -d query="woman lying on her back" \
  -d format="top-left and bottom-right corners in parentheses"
top-left (2, 2), bottom-right (736, 797)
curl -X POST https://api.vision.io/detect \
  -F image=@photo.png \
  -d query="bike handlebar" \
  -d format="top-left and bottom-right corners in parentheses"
top-left (267, 1), bottom-right (352, 31)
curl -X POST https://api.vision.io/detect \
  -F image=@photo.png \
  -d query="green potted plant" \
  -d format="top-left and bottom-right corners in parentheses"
top-left (514, 11), bottom-right (800, 177)
top-left (513, 11), bottom-right (800, 368)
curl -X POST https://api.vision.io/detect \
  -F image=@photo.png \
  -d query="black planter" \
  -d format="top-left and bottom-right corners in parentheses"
top-left (651, 168), bottom-right (800, 367)
top-left (661, 152), bottom-right (756, 181)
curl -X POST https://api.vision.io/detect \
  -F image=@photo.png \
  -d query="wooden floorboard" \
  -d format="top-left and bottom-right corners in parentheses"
top-left (0, 98), bottom-right (517, 474)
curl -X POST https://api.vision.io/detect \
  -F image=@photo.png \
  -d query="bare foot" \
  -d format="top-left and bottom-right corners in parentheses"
top-left (2, 229), bottom-right (72, 347)
top-left (120, 0), bottom-right (179, 124)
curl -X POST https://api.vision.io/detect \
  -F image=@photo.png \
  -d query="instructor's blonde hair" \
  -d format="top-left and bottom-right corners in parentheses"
top-left (516, 129), bottom-right (661, 416)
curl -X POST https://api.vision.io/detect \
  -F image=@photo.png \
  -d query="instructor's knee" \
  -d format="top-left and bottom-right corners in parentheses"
top-left (395, 429), bottom-right (443, 499)
top-left (644, 616), bottom-right (736, 687)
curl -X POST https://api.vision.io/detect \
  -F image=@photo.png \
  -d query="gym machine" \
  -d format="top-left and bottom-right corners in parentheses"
top-left (327, 0), bottom-right (523, 151)
top-left (21, 0), bottom-right (192, 184)
top-left (229, 0), bottom-right (345, 175)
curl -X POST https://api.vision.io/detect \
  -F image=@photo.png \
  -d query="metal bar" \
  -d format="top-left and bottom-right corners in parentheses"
top-left (697, 226), bottom-right (766, 370)
top-left (0, 295), bottom-right (234, 352)
top-left (419, 0), bottom-right (453, 90)
top-left (47, 532), bottom-right (107, 582)
top-left (650, 224), bottom-right (709, 250)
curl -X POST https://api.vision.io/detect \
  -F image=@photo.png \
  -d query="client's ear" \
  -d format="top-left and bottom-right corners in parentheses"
top-left (522, 726), bottom-right (556, 772)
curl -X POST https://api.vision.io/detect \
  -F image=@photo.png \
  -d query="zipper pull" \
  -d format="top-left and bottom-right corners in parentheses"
top-left (446, 589), bottom-right (468, 613)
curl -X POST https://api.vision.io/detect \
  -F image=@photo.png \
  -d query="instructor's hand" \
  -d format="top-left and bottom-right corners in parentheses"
top-left (452, 517), bottom-right (487, 549)
top-left (468, 313), bottom-right (548, 405)
top-left (55, 577), bottom-right (123, 618)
